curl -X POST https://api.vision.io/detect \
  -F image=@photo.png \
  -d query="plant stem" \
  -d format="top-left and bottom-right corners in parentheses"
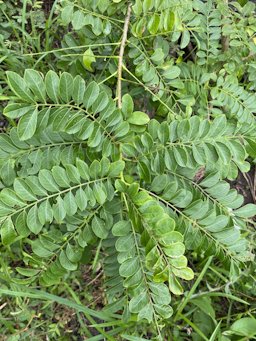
top-left (117, 3), bottom-right (132, 109)
top-left (221, 0), bottom-right (229, 52)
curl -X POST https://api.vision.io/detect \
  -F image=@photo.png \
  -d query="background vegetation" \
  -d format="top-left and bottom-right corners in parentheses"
top-left (0, 0), bottom-right (255, 340)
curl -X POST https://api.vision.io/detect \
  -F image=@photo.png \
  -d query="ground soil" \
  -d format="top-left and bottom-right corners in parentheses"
top-left (231, 165), bottom-right (256, 205)
top-left (42, 0), bottom-right (56, 15)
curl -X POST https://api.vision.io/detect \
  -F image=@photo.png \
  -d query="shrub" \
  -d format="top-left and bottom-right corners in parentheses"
top-left (0, 0), bottom-right (255, 339)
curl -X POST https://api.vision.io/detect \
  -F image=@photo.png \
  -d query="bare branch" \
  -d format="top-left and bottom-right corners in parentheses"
top-left (117, 3), bottom-right (132, 109)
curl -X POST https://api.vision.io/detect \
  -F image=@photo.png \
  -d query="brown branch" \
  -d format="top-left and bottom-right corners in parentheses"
top-left (187, 42), bottom-right (196, 62)
top-left (221, 0), bottom-right (229, 52)
top-left (222, 35), bottom-right (229, 52)
top-left (242, 51), bottom-right (256, 61)
top-left (117, 3), bottom-right (132, 109)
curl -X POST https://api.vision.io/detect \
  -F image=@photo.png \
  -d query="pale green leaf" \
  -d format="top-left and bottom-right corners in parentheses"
top-left (163, 65), bottom-right (181, 80)
top-left (119, 257), bottom-right (140, 277)
top-left (0, 188), bottom-right (25, 208)
top-left (72, 10), bottom-right (85, 30)
top-left (83, 48), bottom-right (96, 72)
top-left (128, 111), bottom-right (150, 125)
top-left (234, 204), bottom-right (256, 218)
top-left (13, 179), bottom-right (37, 201)
top-left (59, 250), bottom-right (77, 271)
top-left (17, 108), bottom-right (38, 141)
top-left (122, 94), bottom-right (134, 118)
top-left (112, 220), bottom-right (131, 236)
top-left (24, 69), bottom-right (46, 102)
top-left (59, 72), bottom-right (73, 103)
top-left (129, 291), bottom-right (148, 313)
top-left (230, 317), bottom-right (256, 337)
top-left (45, 70), bottom-right (60, 103)
top-left (180, 30), bottom-right (190, 49)
top-left (1, 217), bottom-right (17, 245)
top-left (91, 216), bottom-right (109, 239)
top-left (53, 196), bottom-right (66, 223)
top-left (64, 191), bottom-right (78, 216)
top-left (38, 169), bottom-right (59, 193)
top-left (75, 188), bottom-right (88, 211)
top-left (27, 205), bottom-right (43, 234)
top-left (83, 81), bottom-right (100, 109)
top-left (38, 200), bottom-right (53, 225)
top-left (73, 75), bottom-right (86, 105)
top-left (6, 71), bottom-right (34, 102)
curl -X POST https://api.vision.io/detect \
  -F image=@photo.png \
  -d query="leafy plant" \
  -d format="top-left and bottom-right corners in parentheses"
top-left (0, 0), bottom-right (256, 340)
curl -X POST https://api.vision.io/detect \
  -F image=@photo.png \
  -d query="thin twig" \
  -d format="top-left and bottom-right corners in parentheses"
top-left (186, 42), bottom-right (196, 62)
top-left (117, 3), bottom-right (132, 109)
top-left (242, 52), bottom-right (256, 61)
top-left (242, 171), bottom-right (256, 203)
top-left (0, 302), bottom-right (7, 310)
top-left (87, 270), bottom-right (103, 286)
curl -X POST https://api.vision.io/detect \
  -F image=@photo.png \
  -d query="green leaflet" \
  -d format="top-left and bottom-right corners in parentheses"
top-left (38, 200), bottom-right (53, 224)
top-left (3, 103), bottom-right (35, 119)
top-left (92, 216), bottom-right (109, 239)
top-left (64, 191), bottom-right (78, 216)
top-left (27, 205), bottom-right (43, 234)
top-left (112, 221), bottom-right (131, 236)
top-left (75, 187), bottom-right (88, 211)
top-left (93, 183), bottom-right (107, 205)
top-left (52, 166), bottom-right (70, 187)
top-left (24, 69), bottom-right (46, 103)
top-left (233, 204), bottom-right (256, 218)
top-left (163, 65), bottom-right (181, 80)
top-left (129, 291), bottom-right (148, 313)
top-left (13, 179), bottom-right (37, 202)
top-left (61, 4), bottom-right (73, 24)
top-left (6, 71), bottom-right (34, 102)
top-left (122, 94), bottom-right (134, 118)
top-left (38, 169), bottom-right (60, 193)
top-left (17, 108), bottom-right (38, 141)
top-left (45, 70), bottom-right (60, 103)
top-left (0, 188), bottom-right (26, 207)
top-left (73, 75), bottom-right (86, 105)
top-left (53, 196), bottom-right (66, 223)
top-left (59, 249), bottom-right (77, 271)
top-left (128, 111), bottom-right (150, 125)
top-left (83, 81), bottom-right (100, 109)
top-left (83, 48), bottom-right (96, 72)
top-left (1, 217), bottom-right (17, 245)
top-left (230, 317), bottom-right (256, 337)
top-left (59, 72), bottom-right (73, 103)
top-left (180, 30), bottom-right (190, 49)
top-left (119, 257), bottom-right (140, 277)
top-left (72, 10), bottom-right (85, 30)
top-left (16, 267), bottom-right (40, 277)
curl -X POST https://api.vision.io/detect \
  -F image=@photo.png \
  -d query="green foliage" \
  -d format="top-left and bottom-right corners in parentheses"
top-left (0, 0), bottom-right (256, 340)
